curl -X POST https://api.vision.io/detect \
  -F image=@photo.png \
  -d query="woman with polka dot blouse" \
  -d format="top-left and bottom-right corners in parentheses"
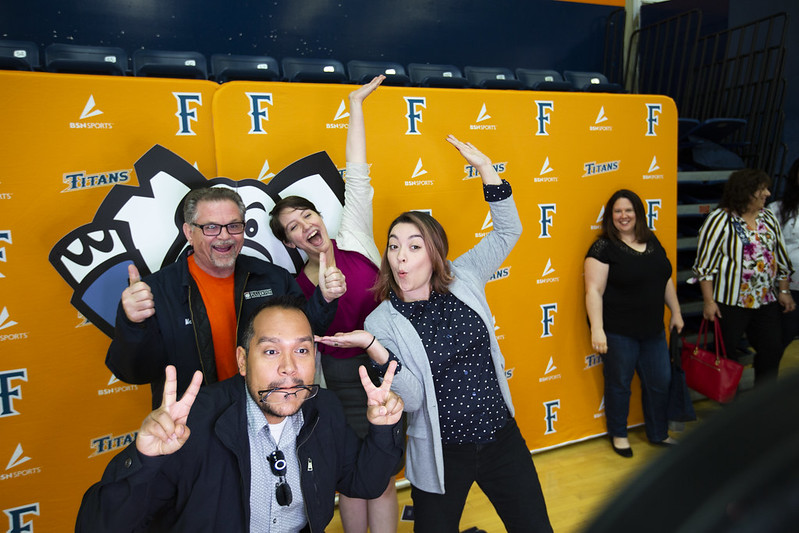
top-left (316, 137), bottom-right (552, 533)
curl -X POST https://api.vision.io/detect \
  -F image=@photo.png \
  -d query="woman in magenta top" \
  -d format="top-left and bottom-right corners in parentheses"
top-left (269, 76), bottom-right (400, 533)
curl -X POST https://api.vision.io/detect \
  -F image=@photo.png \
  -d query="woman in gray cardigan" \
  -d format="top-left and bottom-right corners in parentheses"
top-left (316, 136), bottom-right (552, 533)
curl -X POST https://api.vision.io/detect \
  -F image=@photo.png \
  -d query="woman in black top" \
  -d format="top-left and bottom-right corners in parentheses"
top-left (584, 189), bottom-right (683, 457)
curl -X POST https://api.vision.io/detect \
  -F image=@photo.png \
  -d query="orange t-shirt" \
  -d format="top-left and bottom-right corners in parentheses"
top-left (187, 255), bottom-right (238, 380)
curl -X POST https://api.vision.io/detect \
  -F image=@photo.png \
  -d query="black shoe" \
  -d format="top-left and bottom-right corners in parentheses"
top-left (652, 439), bottom-right (678, 448)
top-left (610, 437), bottom-right (633, 458)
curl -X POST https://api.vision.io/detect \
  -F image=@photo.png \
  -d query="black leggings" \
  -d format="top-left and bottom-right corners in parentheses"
top-left (716, 302), bottom-right (783, 384)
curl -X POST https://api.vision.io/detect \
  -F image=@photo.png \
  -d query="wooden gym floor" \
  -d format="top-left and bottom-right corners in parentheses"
top-left (325, 343), bottom-right (799, 532)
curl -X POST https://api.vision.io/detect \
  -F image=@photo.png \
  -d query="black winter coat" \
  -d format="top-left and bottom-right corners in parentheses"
top-left (75, 375), bottom-right (404, 532)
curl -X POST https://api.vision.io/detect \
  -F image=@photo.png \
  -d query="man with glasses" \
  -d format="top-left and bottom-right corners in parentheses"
top-left (78, 296), bottom-right (405, 533)
top-left (107, 187), bottom-right (344, 409)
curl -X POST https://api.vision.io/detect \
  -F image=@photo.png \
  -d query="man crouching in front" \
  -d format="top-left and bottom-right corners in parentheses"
top-left (76, 294), bottom-right (404, 532)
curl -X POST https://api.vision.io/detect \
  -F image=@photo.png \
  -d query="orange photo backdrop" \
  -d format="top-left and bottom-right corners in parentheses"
top-left (0, 71), bottom-right (675, 530)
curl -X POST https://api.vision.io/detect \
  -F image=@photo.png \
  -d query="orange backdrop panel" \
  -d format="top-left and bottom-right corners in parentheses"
top-left (0, 71), bottom-right (217, 531)
top-left (1, 71), bottom-right (675, 530)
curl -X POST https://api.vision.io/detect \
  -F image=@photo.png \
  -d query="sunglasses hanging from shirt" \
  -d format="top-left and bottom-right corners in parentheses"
top-left (268, 449), bottom-right (293, 506)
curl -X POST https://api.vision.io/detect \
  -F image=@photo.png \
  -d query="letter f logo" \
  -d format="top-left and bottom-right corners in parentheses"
top-left (174, 93), bottom-right (202, 136)
top-left (646, 103), bottom-right (662, 136)
top-left (535, 101), bottom-right (554, 136)
top-left (404, 97), bottom-right (426, 135)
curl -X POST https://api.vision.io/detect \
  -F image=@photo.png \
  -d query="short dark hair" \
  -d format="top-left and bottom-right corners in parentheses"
top-left (240, 295), bottom-right (308, 353)
top-left (601, 189), bottom-right (653, 243)
top-left (372, 210), bottom-right (453, 301)
top-left (183, 187), bottom-right (246, 224)
top-left (719, 168), bottom-right (772, 215)
top-left (268, 196), bottom-right (321, 243)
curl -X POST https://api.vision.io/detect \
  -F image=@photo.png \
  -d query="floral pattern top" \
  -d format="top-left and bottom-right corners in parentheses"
top-left (693, 207), bottom-right (792, 308)
top-left (735, 212), bottom-right (779, 308)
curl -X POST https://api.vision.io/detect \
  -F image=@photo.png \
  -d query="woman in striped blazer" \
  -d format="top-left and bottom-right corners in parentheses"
top-left (693, 168), bottom-right (795, 385)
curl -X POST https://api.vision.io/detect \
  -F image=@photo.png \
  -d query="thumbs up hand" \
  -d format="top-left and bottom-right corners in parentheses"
top-left (318, 250), bottom-right (347, 303)
top-left (121, 263), bottom-right (156, 323)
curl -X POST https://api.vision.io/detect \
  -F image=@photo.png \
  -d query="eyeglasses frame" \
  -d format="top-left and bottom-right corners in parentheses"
top-left (257, 384), bottom-right (320, 405)
top-left (191, 221), bottom-right (246, 236)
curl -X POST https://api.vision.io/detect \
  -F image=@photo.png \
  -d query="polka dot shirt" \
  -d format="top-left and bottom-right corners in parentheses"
top-left (390, 291), bottom-right (508, 445)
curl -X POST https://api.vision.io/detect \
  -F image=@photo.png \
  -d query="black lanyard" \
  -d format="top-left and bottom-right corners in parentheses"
top-left (730, 215), bottom-right (751, 246)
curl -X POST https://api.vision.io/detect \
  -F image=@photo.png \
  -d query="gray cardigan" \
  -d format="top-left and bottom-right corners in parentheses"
top-left (364, 193), bottom-right (522, 494)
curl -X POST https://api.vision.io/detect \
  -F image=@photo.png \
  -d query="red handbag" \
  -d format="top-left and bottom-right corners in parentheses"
top-left (681, 318), bottom-right (744, 403)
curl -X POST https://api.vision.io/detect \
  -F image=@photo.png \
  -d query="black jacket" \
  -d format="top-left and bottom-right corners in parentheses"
top-left (106, 250), bottom-right (337, 408)
top-left (75, 375), bottom-right (404, 532)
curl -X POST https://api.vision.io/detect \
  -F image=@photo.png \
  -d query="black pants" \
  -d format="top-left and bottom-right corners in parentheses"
top-left (716, 302), bottom-right (783, 384)
top-left (410, 419), bottom-right (552, 533)
top-left (779, 289), bottom-right (799, 350)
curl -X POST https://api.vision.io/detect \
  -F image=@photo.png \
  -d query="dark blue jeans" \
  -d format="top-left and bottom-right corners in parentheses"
top-left (604, 330), bottom-right (670, 443)
top-left (409, 418), bottom-right (553, 533)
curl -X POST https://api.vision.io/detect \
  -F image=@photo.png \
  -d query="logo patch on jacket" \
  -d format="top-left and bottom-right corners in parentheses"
top-left (244, 289), bottom-right (273, 300)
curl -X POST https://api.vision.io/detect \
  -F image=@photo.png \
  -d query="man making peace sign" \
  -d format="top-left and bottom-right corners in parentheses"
top-left (77, 295), bottom-right (404, 533)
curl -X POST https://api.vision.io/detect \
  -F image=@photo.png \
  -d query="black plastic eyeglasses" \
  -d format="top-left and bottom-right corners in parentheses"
top-left (268, 449), bottom-right (293, 506)
top-left (257, 385), bottom-right (319, 405)
top-left (191, 221), bottom-right (245, 236)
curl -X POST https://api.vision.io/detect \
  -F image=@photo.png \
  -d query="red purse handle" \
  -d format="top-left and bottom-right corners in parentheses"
top-left (696, 318), bottom-right (728, 360)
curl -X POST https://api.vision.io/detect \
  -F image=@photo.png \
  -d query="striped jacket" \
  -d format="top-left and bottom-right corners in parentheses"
top-left (692, 207), bottom-right (792, 306)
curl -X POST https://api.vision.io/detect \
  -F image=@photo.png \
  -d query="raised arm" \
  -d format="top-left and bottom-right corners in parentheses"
top-left (346, 75), bottom-right (384, 164)
top-left (446, 136), bottom-right (520, 281)
top-left (75, 365), bottom-right (203, 533)
top-left (337, 75), bottom-right (385, 265)
top-left (106, 264), bottom-right (163, 386)
top-left (446, 135), bottom-right (502, 185)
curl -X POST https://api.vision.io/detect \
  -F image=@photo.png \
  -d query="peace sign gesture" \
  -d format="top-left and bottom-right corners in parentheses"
top-left (361, 360), bottom-right (404, 426)
top-left (136, 365), bottom-right (203, 457)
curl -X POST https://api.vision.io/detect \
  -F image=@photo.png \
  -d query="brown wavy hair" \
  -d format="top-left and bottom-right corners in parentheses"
top-left (718, 168), bottom-right (772, 215)
top-left (372, 211), bottom-right (454, 301)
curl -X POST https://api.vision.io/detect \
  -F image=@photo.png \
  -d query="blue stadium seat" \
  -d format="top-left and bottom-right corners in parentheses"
top-left (689, 118), bottom-right (747, 145)
top-left (211, 54), bottom-right (279, 83)
top-left (281, 57), bottom-right (347, 83)
top-left (682, 117), bottom-right (748, 170)
top-left (563, 70), bottom-right (625, 93)
top-left (408, 63), bottom-right (469, 88)
top-left (464, 66), bottom-right (523, 90)
top-left (0, 40), bottom-right (39, 71)
top-left (133, 49), bottom-right (208, 79)
top-left (45, 43), bottom-right (127, 76)
top-left (515, 68), bottom-right (573, 91)
top-left (678, 118), bottom-right (701, 140)
top-left (347, 60), bottom-right (410, 86)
